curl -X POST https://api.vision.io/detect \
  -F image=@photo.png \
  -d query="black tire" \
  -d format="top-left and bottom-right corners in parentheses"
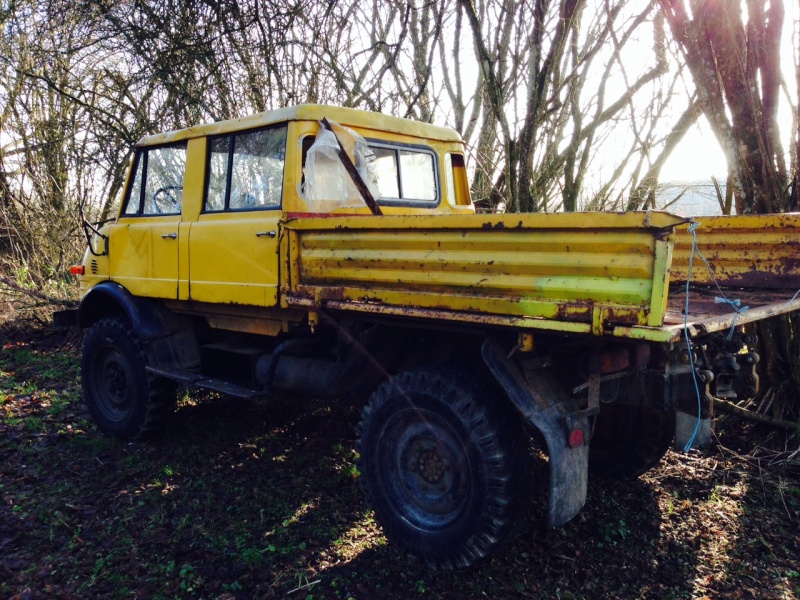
top-left (589, 402), bottom-right (674, 480)
top-left (356, 368), bottom-right (525, 569)
top-left (82, 317), bottom-right (176, 440)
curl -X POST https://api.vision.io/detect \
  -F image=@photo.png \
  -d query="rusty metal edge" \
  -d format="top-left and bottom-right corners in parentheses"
top-left (284, 295), bottom-right (678, 342)
top-left (661, 296), bottom-right (800, 341)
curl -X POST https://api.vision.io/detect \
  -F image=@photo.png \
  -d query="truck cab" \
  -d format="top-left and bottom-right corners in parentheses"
top-left (79, 105), bottom-right (474, 311)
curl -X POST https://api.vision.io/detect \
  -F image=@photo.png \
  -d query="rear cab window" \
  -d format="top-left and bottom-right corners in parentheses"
top-left (301, 135), bottom-right (440, 208)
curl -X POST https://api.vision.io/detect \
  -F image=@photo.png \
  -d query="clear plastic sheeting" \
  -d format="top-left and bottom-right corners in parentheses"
top-left (303, 122), bottom-right (381, 212)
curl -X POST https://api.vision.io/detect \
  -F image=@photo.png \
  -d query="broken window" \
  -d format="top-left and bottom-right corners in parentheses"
top-left (303, 125), bottom-right (439, 212)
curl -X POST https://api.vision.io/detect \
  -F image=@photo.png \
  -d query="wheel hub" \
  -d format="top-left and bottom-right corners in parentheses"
top-left (105, 361), bottom-right (128, 403)
top-left (93, 348), bottom-right (134, 420)
top-left (417, 447), bottom-right (447, 484)
top-left (397, 433), bottom-right (463, 518)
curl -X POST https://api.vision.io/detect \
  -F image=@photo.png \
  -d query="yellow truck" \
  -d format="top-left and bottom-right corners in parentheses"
top-left (65, 104), bottom-right (800, 568)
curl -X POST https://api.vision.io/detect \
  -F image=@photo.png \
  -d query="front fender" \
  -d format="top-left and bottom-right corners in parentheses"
top-left (78, 282), bottom-right (172, 340)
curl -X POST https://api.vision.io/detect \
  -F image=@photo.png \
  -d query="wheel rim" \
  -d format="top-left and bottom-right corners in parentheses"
top-left (91, 346), bottom-right (134, 422)
top-left (379, 409), bottom-right (470, 531)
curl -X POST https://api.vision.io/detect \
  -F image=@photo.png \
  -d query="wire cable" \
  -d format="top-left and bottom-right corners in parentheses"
top-left (682, 222), bottom-right (704, 452)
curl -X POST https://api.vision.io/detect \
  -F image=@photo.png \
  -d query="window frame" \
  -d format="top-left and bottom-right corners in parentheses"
top-left (299, 135), bottom-right (441, 208)
top-left (202, 124), bottom-right (288, 214)
top-left (120, 141), bottom-right (187, 218)
top-left (366, 140), bottom-right (440, 207)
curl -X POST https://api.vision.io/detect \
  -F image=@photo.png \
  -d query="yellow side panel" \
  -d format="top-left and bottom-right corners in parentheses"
top-left (188, 211), bottom-right (281, 306)
top-left (284, 212), bottom-right (684, 331)
top-left (179, 138), bottom-right (207, 300)
top-left (108, 219), bottom-right (180, 299)
top-left (671, 214), bottom-right (800, 289)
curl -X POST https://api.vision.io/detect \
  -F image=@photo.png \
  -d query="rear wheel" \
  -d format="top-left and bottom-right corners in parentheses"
top-left (356, 368), bottom-right (525, 569)
top-left (82, 317), bottom-right (176, 440)
top-left (589, 401), bottom-right (674, 480)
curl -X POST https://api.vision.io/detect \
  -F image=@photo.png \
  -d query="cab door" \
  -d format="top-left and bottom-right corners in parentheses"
top-left (188, 124), bottom-right (287, 306)
top-left (110, 143), bottom-right (186, 299)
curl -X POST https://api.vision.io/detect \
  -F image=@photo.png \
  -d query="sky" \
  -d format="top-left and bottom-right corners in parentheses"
top-left (659, 0), bottom-right (798, 188)
top-left (660, 117), bottom-right (728, 183)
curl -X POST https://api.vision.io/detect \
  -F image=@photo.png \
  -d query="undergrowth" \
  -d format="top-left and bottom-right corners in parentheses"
top-left (1, 314), bottom-right (799, 599)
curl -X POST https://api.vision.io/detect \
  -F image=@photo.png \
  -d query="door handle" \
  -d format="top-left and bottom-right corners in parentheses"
top-left (161, 233), bottom-right (177, 239)
top-left (256, 231), bottom-right (277, 238)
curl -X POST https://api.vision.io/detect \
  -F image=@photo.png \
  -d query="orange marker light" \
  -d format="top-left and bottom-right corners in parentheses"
top-left (69, 265), bottom-right (85, 276)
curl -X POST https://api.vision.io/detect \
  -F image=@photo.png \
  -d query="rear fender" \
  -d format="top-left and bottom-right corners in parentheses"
top-left (482, 339), bottom-right (590, 528)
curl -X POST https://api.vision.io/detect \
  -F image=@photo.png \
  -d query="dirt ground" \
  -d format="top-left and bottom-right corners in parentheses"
top-left (1, 316), bottom-right (799, 599)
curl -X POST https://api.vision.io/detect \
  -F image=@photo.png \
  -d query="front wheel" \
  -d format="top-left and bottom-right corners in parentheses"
top-left (82, 317), bottom-right (175, 440)
top-left (356, 368), bottom-right (525, 569)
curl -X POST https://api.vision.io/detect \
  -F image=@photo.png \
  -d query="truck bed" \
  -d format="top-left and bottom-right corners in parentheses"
top-left (666, 213), bottom-right (800, 339)
top-left (664, 286), bottom-right (800, 340)
top-left (281, 212), bottom-right (800, 343)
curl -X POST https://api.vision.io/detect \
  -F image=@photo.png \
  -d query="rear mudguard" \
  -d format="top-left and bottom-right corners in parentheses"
top-left (482, 339), bottom-right (590, 527)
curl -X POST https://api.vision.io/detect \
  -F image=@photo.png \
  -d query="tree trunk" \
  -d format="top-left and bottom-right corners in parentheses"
top-left (659, 0), bottom-right (799, 427)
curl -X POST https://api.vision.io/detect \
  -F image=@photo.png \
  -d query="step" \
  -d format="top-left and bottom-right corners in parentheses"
top-left (145, 366), bottom-right (267, 401)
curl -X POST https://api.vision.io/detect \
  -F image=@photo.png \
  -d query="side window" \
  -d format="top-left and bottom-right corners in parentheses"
top-left (206, 138), bottom-right (230, 212)
top-left (123, 155), bottom-right (144, 215)
top-left (122, 143), bottom-right (186, 216)
top-left (398, 150), bottom-right (436, 201)
top-left (372, 147), bottom-right (399, 198)
top-left (371, 144), bottom-right (437, 204)
top-left (204, 125), bottom-right (287, 212)
top-left (301, 136), bottom-right (439, 207)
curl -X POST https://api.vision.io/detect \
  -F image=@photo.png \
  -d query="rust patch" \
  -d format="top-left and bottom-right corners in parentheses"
top-left (705, 261), bottom-right (800, 289)
top-left (480, 220), bottom-right (507, 230)
top-left (601, 306), bottom-right (643, 328)
top-left (599, 348), bottom-right (630, 373)
top-left (553, 303), bottom-right (592, 324)
top-left (328, 287), bottom-right (349, 302)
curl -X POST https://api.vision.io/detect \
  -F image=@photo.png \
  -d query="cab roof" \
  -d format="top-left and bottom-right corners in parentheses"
top-left (136, 104), bottom-right (464, 147)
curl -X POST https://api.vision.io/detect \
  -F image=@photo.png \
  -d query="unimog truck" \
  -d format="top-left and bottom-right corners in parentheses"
top-left (63, 104), bottom-right (800, 568)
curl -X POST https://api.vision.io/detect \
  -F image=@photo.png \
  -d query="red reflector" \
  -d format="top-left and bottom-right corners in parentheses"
top-left (568, 428), bottom-right (584, 448)
top-left (69, 265), bottom-right (85, 276)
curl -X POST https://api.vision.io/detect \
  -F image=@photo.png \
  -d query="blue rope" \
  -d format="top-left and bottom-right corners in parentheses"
top-left (780, 288), bottom-right (800, 310)
top-left (682, 222), bottom-right (703, 452)
top-left (713, 296), bottom-right (749, 341)
top-left (681, 222), bottom-right (800, 451)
